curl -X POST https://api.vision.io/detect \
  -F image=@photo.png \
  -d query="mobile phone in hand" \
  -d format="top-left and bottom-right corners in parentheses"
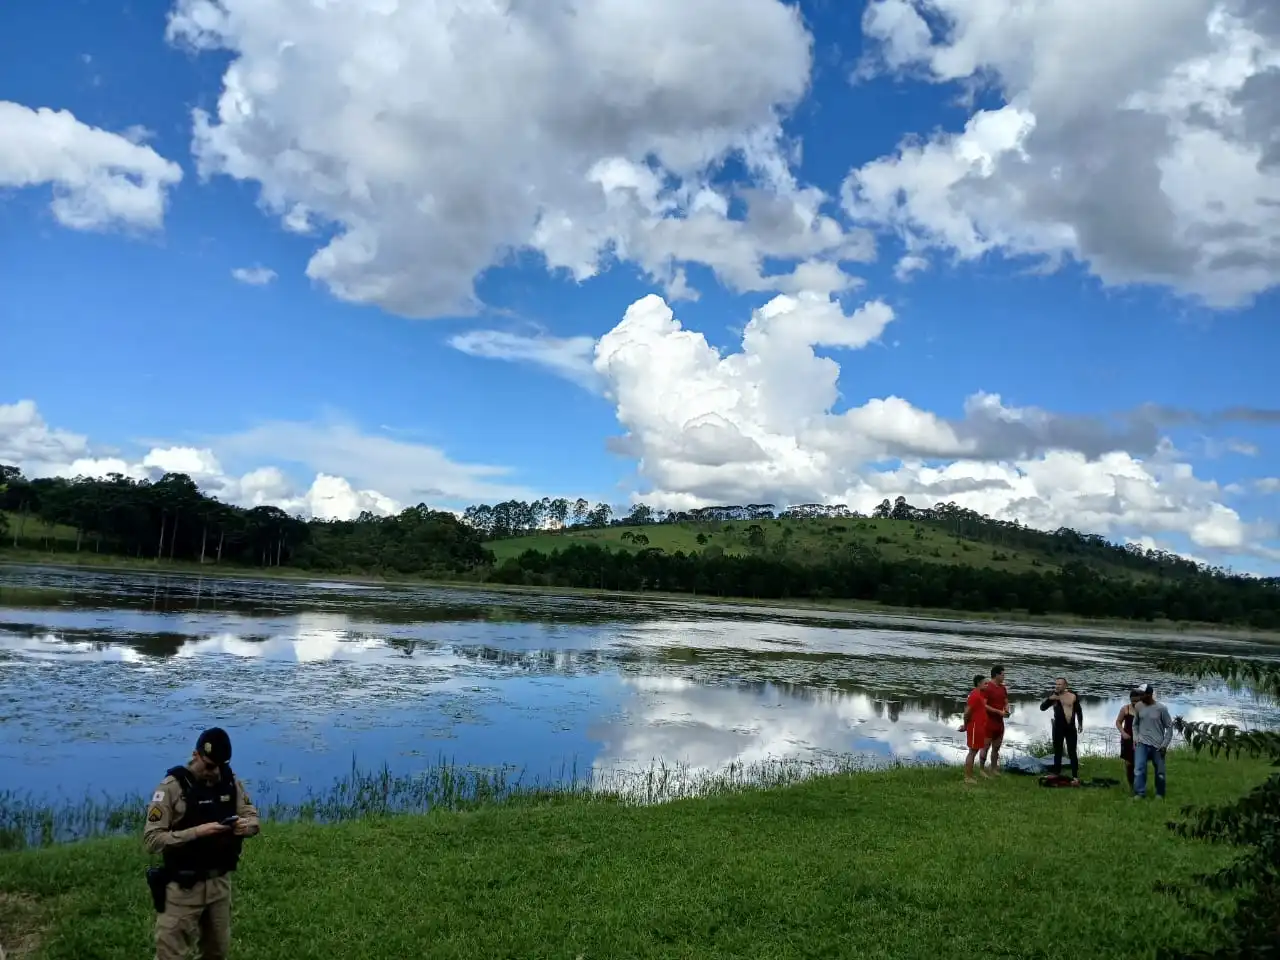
top-left (220, 815), bottom-right (240, 827)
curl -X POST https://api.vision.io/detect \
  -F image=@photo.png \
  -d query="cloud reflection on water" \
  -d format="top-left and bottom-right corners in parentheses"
top-left (590, 675), bottom-right (1267, 780)
top-left (2, 571), bottom-right (1278, 804)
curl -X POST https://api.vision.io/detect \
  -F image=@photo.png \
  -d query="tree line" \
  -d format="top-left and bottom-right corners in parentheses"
top-left (0, 467), bottom-right (486, 575)
top-left (488, 542), bottom-right (1280, 629)
top-left (3, 467), bottom-right (1277, 627)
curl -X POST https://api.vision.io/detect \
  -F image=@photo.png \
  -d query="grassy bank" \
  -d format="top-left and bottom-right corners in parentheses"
top-left (0, 754), bottom-right (1269, 959)
top-left (2, 756), bottom-right (883, 849)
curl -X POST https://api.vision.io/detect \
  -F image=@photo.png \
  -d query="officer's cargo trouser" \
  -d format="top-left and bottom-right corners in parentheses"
top-left (154, 877), bottom-right (231, 960)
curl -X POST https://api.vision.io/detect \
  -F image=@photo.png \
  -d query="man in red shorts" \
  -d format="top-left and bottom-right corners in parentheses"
top-left (962, 673), bottom-right (988, 783)
top-left (979, 664), bottom-right (1011, 775)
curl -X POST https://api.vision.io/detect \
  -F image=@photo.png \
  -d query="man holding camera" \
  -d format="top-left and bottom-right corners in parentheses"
top-left (143, 727), bottom-right (260, 960)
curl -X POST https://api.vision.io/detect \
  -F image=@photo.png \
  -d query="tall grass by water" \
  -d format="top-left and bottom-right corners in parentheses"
top-left (0, 752), bottom-right (896, 849)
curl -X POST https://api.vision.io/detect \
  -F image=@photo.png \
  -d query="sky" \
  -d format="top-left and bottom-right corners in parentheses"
top-left (1, 0), bottom-right (1278, 573)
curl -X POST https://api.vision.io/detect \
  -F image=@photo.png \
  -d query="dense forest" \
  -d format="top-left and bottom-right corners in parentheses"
top-left (0, 467), bottom-right (488, 575)
top-left (2, 467), bottom-right (1278, 628)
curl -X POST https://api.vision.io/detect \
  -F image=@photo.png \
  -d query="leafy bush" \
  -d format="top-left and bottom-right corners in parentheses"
top-left (1156, 657), bottom-right (1280, 959)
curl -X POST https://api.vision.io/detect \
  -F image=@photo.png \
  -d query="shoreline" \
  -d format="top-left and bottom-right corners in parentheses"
top-left (0, 754), bottom-right (1269, 959)
top-left (3, 550), bottom-right (1278, 641)
top-left (4, 743), bottom-right (1206, 849)
top-left (1, 753), bottom-right (908, 848)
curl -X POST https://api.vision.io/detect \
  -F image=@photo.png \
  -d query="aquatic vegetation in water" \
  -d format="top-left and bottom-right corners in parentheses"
top-left (0, 752), bottom-right (913, 849)
top-left (0, 584), bottom-right (76, 608)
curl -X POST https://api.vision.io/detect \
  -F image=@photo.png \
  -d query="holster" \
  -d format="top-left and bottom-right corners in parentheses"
top-left (145, 867), bottom-right (168, 913)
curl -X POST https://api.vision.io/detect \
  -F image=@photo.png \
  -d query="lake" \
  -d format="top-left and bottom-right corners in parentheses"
top-left (2, 563), bottom-right (1277, 810)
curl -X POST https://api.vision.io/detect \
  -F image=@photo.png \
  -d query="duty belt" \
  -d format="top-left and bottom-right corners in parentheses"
top-left (172, 868), bottom-right (226, 888)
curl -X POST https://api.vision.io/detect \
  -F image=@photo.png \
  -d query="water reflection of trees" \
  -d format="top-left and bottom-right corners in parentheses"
top-left (0, 622), bottom-right (200, 658)
top-left (710, 679), bottom-right (960, 722)
top-left (450, 645), bottom-right (608, 674)
top-left (607, 657), bottom-right (1144, 725)
top-left (5, 567), bottom-right (659, 627)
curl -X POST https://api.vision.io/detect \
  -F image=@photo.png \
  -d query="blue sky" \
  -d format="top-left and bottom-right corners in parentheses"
top-left (1, 0), bottom-right (1278, 572)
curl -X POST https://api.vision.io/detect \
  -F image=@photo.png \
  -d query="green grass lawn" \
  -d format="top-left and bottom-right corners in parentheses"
top-left (486, 516), bottom-right (1120, 578)
top-left (0, 755), bottom-right (1266, 960)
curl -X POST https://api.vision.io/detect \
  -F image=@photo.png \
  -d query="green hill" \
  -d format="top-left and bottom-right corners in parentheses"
top-left (487, 515), bottom-right (1177, 582)
top-left (1, 510), bottom-right (79, 549)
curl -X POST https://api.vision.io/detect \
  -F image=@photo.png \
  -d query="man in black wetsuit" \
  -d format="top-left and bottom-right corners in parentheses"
top-left (1040, 677), bottom-right (1084, 782)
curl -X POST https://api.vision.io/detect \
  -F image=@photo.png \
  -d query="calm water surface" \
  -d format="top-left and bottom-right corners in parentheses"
top-left (2, 564), bottom-right (1277, 804)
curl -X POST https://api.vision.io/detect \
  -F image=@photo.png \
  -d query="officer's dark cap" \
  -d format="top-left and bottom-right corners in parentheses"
top-left (195, 727), bottom-right (232, 765)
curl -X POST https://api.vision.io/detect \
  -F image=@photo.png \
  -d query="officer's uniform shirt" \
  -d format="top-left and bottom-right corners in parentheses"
top-left (143, 765), bottom-right (261, 907)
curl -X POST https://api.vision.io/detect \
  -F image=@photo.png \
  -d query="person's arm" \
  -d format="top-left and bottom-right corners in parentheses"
top-left (1158, 706), bottom-right (1175, 751)
top-left (1039, 696), bottom-right (1056, 712)
top-left (1074, 700), bottom-right (1084, 732)
top-left (1115, 706), bottom-right (1129, 736)
top-left (143, 779), bottom-right (227, 853)
top-left (233, 778), bottom-right (261, 837)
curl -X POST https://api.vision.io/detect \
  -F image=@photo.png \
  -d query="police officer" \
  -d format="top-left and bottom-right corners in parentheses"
top-left (143, 727), bottom-right (260, 960)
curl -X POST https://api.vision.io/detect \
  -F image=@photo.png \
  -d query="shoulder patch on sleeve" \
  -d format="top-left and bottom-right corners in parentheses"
top-left (152, 790), bottom-right (165, 802)
top-left (147, 805), bottom-right (163, 822)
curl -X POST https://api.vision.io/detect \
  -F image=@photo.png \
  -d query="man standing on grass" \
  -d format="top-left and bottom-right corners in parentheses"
top-left (961, 673), bottom-right (988, 783)
top-left (144, 727), bottom-right (260, 960)
top-left (979, 665), bottom-right (1011, 775)
top-left (1131, 684), bottom-right (1174, 800)
top-left (1040, 677), bottom-right (1084, 783)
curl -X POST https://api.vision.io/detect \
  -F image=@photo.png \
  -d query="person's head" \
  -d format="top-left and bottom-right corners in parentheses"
top-left (1133, 683), bottom-right (1155, 705)
top-left (1054, 677), bottom-right (1067, 694)
top-left (190, 727), bottom-right (232, 783)
top-left (972, 673), bottom-right (985, 690)
top-left (991, 664), bottom-right (1005, 683)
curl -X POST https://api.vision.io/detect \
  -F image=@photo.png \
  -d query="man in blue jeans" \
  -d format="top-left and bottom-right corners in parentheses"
top-left (1131, 683), bottom-right (1174, 799)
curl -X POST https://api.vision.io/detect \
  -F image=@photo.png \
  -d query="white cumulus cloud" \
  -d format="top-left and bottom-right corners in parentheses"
top-left (0, 400), bottom-right (531, 521)
top-left (846, 0), bottom-right (1280, 307)
top-left (448, 292), bottom-right (1277, 563)
top-left (446, 290), bottom-right (1276, 564)
top-left (231, 265), bottom-right (277, 286)
top-left (164, 0), bottom-right (871, 317)
top-left (0, 101), bottom-right (183, 231)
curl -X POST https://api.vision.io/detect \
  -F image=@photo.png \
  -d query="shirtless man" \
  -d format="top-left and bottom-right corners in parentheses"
top-left (1040, 677), bottom-right (1084, 782)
